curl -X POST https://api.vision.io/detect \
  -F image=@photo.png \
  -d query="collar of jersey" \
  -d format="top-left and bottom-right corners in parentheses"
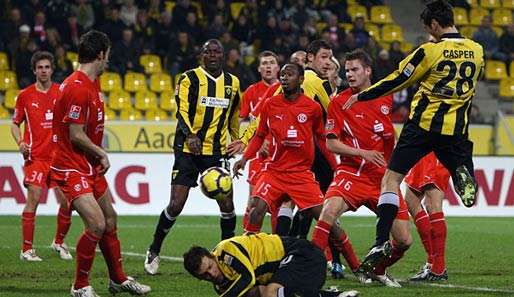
top-left (441, 32), bottom-right (464, 39)
top-left (199, 66), bottom-right (224, 81)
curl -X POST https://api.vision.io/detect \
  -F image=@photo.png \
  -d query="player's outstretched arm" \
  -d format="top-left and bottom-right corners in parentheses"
top-left (69, 123), bottom-right (110, 174)
top-left (326, 137), bottom-right (386, 167)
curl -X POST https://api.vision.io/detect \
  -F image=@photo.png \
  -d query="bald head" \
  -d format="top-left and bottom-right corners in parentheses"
top-left (201, 39), bottom-right (224, 76)
top-left (290, 51), bottom-right (307, 68)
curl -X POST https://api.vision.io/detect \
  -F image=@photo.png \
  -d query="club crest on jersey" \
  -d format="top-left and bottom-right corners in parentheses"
top-left (69, 105), bottom-right (81, 119)
top-left (224, 254), bottom-right (234, 266)
top-left (380, 105), bottom-right (390, 115)
top-left (326, 119), bottom-right (334, 130)
top-left (74, 184), bottom-right (81, 192)
top-left (224, 86), bottom-right (232, 96)
top-left (297, 113), bottom-right (307, 123)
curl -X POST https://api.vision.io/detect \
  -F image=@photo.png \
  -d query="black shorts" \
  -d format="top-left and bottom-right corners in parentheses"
top-left (171, 151), bottom-right (228, 187)
top-left (311, 145), bottom-right (334, 194)
top-left (270, 237), bottom-right (326, 297)
top-left (389, 120), bottom-right (474, 179)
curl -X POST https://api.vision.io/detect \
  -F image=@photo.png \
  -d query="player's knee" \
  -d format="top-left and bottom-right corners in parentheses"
top-left (104, 215), bottom-right (117, 232)
top-left (88, 219), bottom-right (106, 237)
top-left (395, 233), bottom-right (413, 249)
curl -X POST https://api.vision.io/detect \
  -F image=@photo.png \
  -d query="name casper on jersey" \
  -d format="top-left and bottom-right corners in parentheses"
top-left (200, 96), bottom-right (230, 108)
top-left (443, 49), bottom-right (475, 59)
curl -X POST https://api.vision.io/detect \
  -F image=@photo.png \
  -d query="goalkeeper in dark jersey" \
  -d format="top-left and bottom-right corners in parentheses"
top-left (184, 233), bottom-right (358, 297)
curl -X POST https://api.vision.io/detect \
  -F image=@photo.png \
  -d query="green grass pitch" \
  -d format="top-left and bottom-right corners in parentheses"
top-left (0, 215), bottom-right (513, 296)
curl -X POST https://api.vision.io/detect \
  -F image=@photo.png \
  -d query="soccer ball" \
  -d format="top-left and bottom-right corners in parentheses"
top-left (199, 167), bottom-right (233, 200)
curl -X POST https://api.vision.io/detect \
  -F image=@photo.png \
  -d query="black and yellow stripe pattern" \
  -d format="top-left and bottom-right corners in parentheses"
top-left (358, 33), bottom-right (484, 136)
top-left (174, 66), bottom-right (241, 155)
top-left (213, 233), bottom-right (285, 297)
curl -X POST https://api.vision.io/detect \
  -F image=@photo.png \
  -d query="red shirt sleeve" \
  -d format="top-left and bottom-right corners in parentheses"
top-left (239, 85), bottom-right (254, 118)
top-left (63, 86), bottom-right (89, 125)
top-left (12, 91), bottom-right (26, 125)
top-left (325, 98), bottom-right (343, 138)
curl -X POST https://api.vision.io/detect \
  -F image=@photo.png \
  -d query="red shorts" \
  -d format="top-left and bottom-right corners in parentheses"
top-left (325, 170), bottom-right (409, 220)
top-left (23, 160), bottom-right (56, 188)
top-left (252, 170), bottom-right (324, 211)
top-left (405, 153), bottom-right (450, 193)
top-left (50, 169), bottom-right (108, 205)
top-left (247, 158), bottom-right (264, 186)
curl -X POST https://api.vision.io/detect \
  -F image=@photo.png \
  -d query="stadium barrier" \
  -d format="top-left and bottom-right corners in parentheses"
top-left (0, 121), bottom-right (496, 154)
top-left (1, 153), bottom-right (513, 216)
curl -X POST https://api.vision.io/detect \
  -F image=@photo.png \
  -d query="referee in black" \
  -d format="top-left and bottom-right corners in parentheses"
top-left (144, 39), bottom-right (242, 275)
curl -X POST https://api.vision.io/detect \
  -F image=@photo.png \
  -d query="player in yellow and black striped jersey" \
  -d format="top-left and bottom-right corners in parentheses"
top-left (183, 233), bottom-right (358, 297)
top-left (145, 40), bottom-right (241, 276)
top-left (343, 0), bottom-right (483, 276)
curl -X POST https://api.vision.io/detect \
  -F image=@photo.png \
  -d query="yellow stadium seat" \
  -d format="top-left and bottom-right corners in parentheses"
top-left (382, 24), bottom-right (404, 42)
top-left (370, 6), bottom-right (393, 24)
top-left (485, 60), bottom-right (508, 80)
top-left (164, 1), bottom-right (175, 13)
top-left (160, 90), bottom-right (176, 112)
top-left (4, 89), bottom-right (20, 109)
top-left (400, 41), bottom-right (414, 53)
top-left (492, 26), bottom-right (504, 37)
top-left (348, 0), bottom-right (357, 4)
top-left (480, 0), bottom-right (501, 8)
top-left (145, 109), bottom-right (169, 121)
top-left (347, 5), bottom-right (368, 21)
top-left (244, 55), bottom-right (255, 66)
top-left (453, 8), bottom-right (469, 25)
top-left (150, 73), bottom-right (173, 93)
top-left (0, 52), bottom-right (9, 70)
top-left (340, 23), bottom-right (353, 33)
top-left (459, 25), bottom-right (478, 38)
top-left (66, 51), bottom-right (79, 70)
top-left (316, 22), bottom-right (327, 32)
top-left (468, 0), bottom-right (479, 6)
top-left (0, 105), bottom-right (9, 119)
top-left (135, 90), bottom-right (158, 111)
top-left (100, 72), bottom-right (122, 92)
top-left (503, 0), bottom-right (514, 8)
top-left (139, 54), bottom-right (162, 74)
top-left (120, 108), bottom-right (143, 121)
top-left (365, 23), bottom-right (381, 41)
top-left (499, 78), bottom-right (514, 97)
top-left (104, 107), bottom-right (116, 121)
top-left (492, 9), bottom-right (513, 26)
top-left (378, 41), bottom-right (391, 51)
top-left (124, 72), bottom-right (146, 92)
top-left (108, 90), bottom-right (132, 110)
top-left (469, 7), bottom-right (490, 25)
top-left (0, 71), bottom-right (17, 90)
top-left (230, 2), bottom-right (245, 19)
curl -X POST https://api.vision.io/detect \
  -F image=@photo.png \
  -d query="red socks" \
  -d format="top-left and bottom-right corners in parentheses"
top-left (430, 212), bottom-right (447, 275)
top-left (414, 210), bottom-right (434, 264)
top-left (242, 206), bottom-right (250, 230)
top-left (374, 240), bottom-right (408, 275)
top-left (329, 231), bottom-right (360, 271)
top-left (99, 228), bottom-right (128, 284)
top-left (245, 222), bottom-right (261, 233)
top-left (74, 230), bottom-right (101, 289)
top-left (21, 212), bottom-right (35, 252)
top-left (54, 206), bottom-right (72, 245)
top-left (311, 220), bottom-right (331, 251)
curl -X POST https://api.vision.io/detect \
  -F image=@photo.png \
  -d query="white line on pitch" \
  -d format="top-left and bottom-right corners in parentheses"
top-left (400, 279), bottom-right (514, 294)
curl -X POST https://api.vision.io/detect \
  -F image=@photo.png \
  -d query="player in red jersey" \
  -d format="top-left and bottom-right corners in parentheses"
top-left (405, 152), bottom-right (451, 281)
top-left (50, 30), bottom-right (150, 297)
top-left (312, 50), bottom-right (413, 287)
top-left (232, 63), bottom-right (354, 252)
top-left (239, 51), bottom-right (280, 121)
top-left (11, 51), bottom-right (73, 262)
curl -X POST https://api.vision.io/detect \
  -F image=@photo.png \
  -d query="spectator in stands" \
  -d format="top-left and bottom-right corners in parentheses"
top-left (32, 11), bottom-right (47, 46)
top-left (16, 38), bottom-right (39, 88)
top-left (375, 49), bottom-right (394, 80)
top-left (221, 32), bottom-right (239, 53)
top-left (45, 0), bottom-right (71, 31)
top-left (232, 14), bottom-right (254, 44)
top-left (181, 12), bottom-right (203, 45)
top-left (389, 40), bottom-right (405, 67)
top-left (258, 16), bottom-right (279, 50)
top-left (295, 34), bottom-right (311, 52)
top-left (134, 9), bottom-right (157, 49)
top-left (41, 27), bottom-right (61, 53)
top-left (290, 0), bottom-right (319, 28)
top-left (358, 0), bottom-right (384, 10)
top-left (22, 0), bottom-right (45, 27)
top-left (146, 0), bottom-right (163, 22)
top-left (473, 15), bottom-right (508, 63)
top-left (204, 0), bottom-right (230, 25)
top-left (172, 0), bottom-right (197, 29)
top-left (267, 0), bottom-right (291, 22)
top-left (120, 0), bottom-right (138, 27)
top-left (60, 13), bottom-right (83, 51)
top-left (351, 16), bottom-right (370, 49)
top-left (499, 24), bottom-right (514, 66)
top-left (4, 8), bottom-right (25, 44)
top-left (469, 104), bottom-right (485, 124)
top-left (101, 5), bottom-right (125, 44)
top-left (166, 31), bottom-right (197, 76)
top-left (224, 48), bottom-right (255, 90)
top-left (154, 11), bottom-right (176, 58)
top-left (322, 0), bottom-right (351, 23)
top-left (71, 0), bottom-right (95, 30)
top-left (205, 14), bottom-right (227, 40)
top-left (53, 45), bottom-right (73, 83)
top-left (279, 17), bottom-right (299, 50)
top-left (111, 27), bottom-right (143, 76)
top-left (325, 13), bottom-right (346, 51)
